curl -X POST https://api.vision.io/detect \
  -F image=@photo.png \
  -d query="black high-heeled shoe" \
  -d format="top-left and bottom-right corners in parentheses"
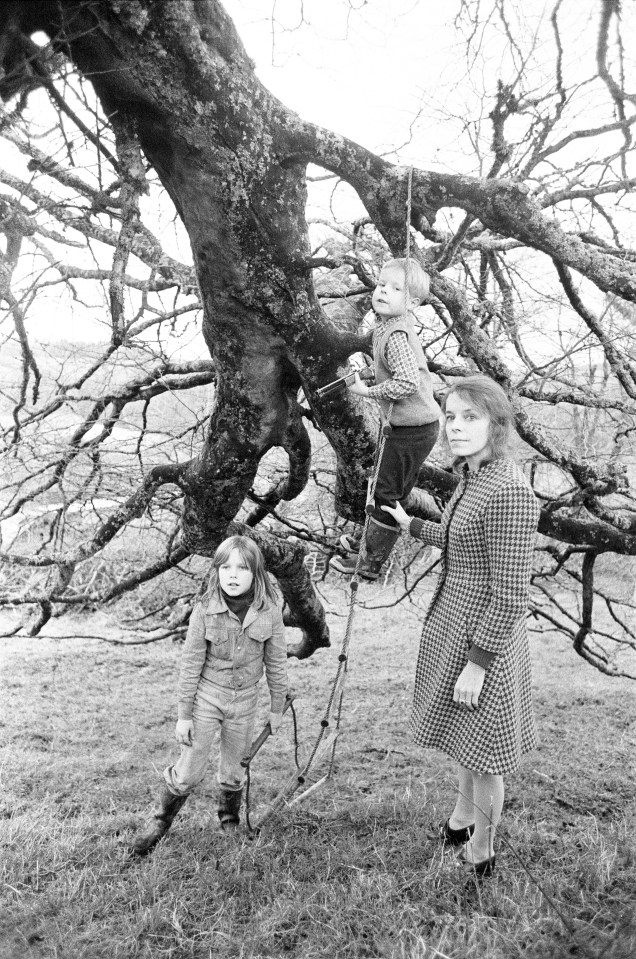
top-left (439, 818), bottom-right (475, 846)
top-left (458, 852), bottom-right (496, 877)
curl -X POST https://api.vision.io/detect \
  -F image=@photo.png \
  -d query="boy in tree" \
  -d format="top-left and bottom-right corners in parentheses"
top-left (331, 258), bottom-right (440, 580)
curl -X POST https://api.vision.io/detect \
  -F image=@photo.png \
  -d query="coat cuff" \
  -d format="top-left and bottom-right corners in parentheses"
top-left (467, 644), bottom-right (497, 669)
top-left (178, 704), bottom-right (194, 720)
top-left (409, 517), bottom-right (424, 539)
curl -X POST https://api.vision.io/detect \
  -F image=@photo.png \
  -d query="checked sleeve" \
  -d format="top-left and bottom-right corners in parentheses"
top-left (409, 516), bottom-right (444, 550)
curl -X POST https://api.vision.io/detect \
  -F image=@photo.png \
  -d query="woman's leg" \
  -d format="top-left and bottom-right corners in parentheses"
top-left (465, 771), bottom-right (504, 862)
top-left (449, 763), bottom-right (475, 828)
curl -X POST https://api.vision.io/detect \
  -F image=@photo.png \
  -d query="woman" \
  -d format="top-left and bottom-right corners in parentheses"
top-left (383, 375), bottom-right (539, 877)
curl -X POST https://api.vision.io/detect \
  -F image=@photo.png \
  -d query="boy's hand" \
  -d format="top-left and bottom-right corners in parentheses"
top-left (268, 712), bottom-right (283, 736)
top-left (348, 373), bottom-right (371, 397)
top-left (175, 719), bottom-right (194, 746)
top-left (381, 501), bottom-right (411, 531)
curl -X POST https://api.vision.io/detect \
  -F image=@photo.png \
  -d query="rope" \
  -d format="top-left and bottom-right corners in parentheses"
top-left (320, 401), bottom-right (394, 777)
top-left (244, 699), bottom-right (301, 833)
top-left (316, 168), bottom-right (414, 779)
top-left (245, 167), bottom-right (415, 829)
top-left (247, 424), bottom-right (391, 829)
top-left (404, 166), bottom-right (412, 292)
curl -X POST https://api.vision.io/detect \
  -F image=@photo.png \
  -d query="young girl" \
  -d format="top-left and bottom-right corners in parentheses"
top-left (383, 375), bottom-right (539, 877)
top-left (133, 535), bottom-right (288, 855)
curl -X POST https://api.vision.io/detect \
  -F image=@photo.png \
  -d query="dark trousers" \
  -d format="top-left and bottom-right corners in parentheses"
top-left (371, 420), bottom-right (439, 527)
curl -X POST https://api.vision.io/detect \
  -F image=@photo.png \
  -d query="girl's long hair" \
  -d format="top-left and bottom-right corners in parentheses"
top-left (442, 375), bottom-right (517, 464)
top-left (206, 535), bottom-right (278, 610)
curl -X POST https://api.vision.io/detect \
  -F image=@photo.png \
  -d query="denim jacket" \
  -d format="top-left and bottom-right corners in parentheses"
top-left (178, 596), bottom-right (288, 720)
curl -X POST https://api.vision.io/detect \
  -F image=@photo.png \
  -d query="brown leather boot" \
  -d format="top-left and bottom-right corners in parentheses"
top-left (132, 786), bottom-right (188, 856)
top-left (217, 788), bottom-right (243, 831)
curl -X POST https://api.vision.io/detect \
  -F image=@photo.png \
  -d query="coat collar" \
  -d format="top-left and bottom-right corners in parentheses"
top-left (457, 457), bottom-right (506, 480)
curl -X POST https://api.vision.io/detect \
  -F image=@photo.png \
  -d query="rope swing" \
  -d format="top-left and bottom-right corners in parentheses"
top-left (242, 168), bottom-right (415, 831)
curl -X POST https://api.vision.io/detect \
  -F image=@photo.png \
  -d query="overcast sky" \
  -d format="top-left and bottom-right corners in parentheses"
top-left (222, 0), bottom-right (604, 166)
top-left (224, 0), bottom-right (459, 160)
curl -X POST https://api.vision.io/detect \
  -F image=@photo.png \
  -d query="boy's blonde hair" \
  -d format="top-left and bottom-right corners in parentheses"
top-left (206, 535), bottom-right (278, 610)
top-left (383, 258), bottom-right (430, 303)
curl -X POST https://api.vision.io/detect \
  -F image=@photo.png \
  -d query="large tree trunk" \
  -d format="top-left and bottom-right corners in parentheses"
top-left (2, 0), bottom-right (359, 654)
top-left (2, 0), bottom-right (636, 667)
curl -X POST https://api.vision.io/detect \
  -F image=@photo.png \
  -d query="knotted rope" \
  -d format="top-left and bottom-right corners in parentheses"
top-left (244, 167), bottom-right (415, 829)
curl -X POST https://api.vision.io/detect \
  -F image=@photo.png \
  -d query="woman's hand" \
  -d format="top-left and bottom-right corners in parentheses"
top-left (453, 662), bottom-right (486, 711)
top-left (381, 501), bottom-right (411, 532)
top-left (175, 719), bottom-right (194, 746)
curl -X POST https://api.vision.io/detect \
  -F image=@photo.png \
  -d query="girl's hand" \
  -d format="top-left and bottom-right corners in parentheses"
top-left (175, 719), bottom-right (194, 745)
top-left (453, 663), bottom-right (486, 712)
top-left (381, 501), bottom-right (411, 531)
top-left (348, 373), bottom-right (370, 397)
top-left (268, 712), bottom-right (283, 736)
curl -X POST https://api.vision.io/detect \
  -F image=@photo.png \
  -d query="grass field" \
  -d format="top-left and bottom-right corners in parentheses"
top-left (1, 581), bottom-right (635, 959)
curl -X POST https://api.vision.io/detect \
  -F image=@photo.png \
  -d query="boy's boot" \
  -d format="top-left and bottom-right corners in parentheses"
top-left (132, 786), bottom-right (188, 856)
top-left (331, 517), bottom-right (400, 580)
top-left (218, 787), bottom-right (243, 832)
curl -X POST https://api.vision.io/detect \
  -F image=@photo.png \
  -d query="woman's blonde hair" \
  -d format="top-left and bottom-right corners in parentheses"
top-left (206, 535), bottom-right (278, 610)
top-left (442, 375), bottom-right (516, 462)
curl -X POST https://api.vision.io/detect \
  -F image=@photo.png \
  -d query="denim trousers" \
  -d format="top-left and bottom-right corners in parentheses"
top-left (164, 679), bottom-right (258, 796)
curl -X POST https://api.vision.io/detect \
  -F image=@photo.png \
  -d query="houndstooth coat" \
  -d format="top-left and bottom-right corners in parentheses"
top-left (409, 458), bottom-right (539, 775)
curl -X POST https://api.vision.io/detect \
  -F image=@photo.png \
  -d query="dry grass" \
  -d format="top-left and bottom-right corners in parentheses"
top-left (1, 583), bottom-right (635, 959)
